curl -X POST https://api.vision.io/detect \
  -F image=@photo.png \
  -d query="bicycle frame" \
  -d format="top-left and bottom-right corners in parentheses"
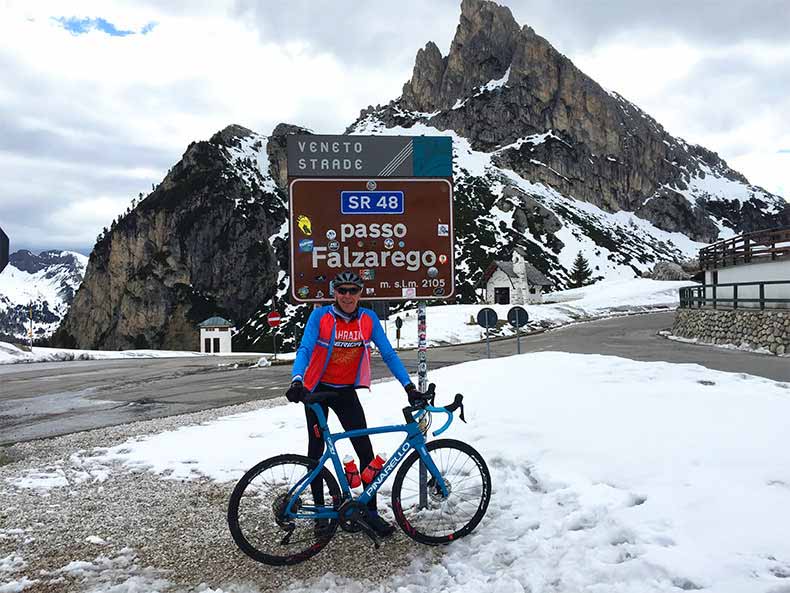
top-left (285, 403), bottom-right (450, 520)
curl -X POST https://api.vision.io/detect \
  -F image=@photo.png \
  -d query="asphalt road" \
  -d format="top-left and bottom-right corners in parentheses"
top-left (1, 312), bottom-right (787, 445)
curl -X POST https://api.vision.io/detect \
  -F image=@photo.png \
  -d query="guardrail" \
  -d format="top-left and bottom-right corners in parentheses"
top-left (679, 281), bottom-right (790, 310)
top-left (700, 227), bottom-right (790, 270)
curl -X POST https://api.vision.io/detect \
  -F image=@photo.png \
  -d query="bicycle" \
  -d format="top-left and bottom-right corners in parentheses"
top-left (227, 384), bottom-right (491, 565)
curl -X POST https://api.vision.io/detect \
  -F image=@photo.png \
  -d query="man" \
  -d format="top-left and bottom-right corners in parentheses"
top-left (286, 270), bottom-right (425, 537)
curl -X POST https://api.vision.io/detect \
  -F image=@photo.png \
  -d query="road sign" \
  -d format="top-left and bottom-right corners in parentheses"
top-left (507, 306), bottom-right (529, 328)
top-left (288, 177), bottom-right (454, 302)
top-left (394, 316), bottom-right (403, 329)
top-left (0, 226), bottom-right (8, 273)
top-left (476, 308), bottom-right (498, 328)
top-left (266, 312), bottom-right (281, 328)
top-left (287, 135), bottom-right (452, 178)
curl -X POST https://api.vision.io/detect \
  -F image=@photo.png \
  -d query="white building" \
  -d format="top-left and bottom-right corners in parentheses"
top-left (482, 251), bottom-right (552, 305)
top-left (700, 227), bottom-right (790, 309)
top-left (199, 316), bottom-right (236, 353)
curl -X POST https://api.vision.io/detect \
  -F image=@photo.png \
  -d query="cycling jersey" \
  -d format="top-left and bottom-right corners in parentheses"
top-left (292, 305), bottom-right (411, 392)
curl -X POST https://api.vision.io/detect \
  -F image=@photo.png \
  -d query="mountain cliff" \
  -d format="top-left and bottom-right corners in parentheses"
top-left (53, 0), bottom-right (788, 351)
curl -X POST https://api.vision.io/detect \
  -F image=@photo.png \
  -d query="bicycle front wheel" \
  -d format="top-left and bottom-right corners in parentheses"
top-left (227, 454), bottom-right (340, 566)
top-left (391, 439), bottom-right (491, 545)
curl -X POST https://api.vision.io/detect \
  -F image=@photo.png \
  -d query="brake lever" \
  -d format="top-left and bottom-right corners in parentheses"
top-left (427, 382), bottom-right (436, 407)
top-left (445, 393), bottom-right (467, 423)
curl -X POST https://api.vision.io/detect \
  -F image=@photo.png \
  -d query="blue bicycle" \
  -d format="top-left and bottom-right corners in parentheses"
top-left (227, 384), bottom-right (491, 565)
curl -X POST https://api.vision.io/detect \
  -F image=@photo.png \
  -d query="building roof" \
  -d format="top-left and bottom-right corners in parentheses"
top-left (482, 260), bottom-right (553, 286)
top-left (199, 316), bottom-right (234, 328)
top-left (521, 262), bottom-right (552, 286)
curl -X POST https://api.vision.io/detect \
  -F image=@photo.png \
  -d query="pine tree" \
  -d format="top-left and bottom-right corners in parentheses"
top-left (569, 251), bottom-right (592, 288)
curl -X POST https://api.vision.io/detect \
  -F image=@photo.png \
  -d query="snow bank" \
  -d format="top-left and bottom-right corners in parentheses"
top-left (45, 352), bottom-right (790, 593)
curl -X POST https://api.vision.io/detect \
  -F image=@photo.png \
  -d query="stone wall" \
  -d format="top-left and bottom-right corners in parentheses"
top-left (673, 309), bottom-right (790, 355)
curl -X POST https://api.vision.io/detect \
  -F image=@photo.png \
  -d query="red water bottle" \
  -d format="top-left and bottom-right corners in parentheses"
top-left (361, 453), bottom-right (388, 485)
top-left (343, 455), bottom-right (361, 488)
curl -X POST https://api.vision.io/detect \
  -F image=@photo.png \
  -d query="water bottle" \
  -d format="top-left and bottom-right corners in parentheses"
top-left (361, 453), bottom-right (388, 485)
top-left (343, 455), bottom-right (361, 488)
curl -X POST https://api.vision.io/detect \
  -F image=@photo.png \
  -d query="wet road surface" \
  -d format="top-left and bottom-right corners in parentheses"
top-left (1, 312), bottom-right (787, 444)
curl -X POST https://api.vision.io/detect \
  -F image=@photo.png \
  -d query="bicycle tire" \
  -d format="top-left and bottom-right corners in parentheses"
top-left (391, 439), bottom-right (491, 545)
top-left (227, 454), bottom-right (340, 566)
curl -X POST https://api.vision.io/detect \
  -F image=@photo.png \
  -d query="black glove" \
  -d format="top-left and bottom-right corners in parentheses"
top-left (405, 383), bottom-right (428, 406)
top-left (286, 380), bottom-right (306, 403)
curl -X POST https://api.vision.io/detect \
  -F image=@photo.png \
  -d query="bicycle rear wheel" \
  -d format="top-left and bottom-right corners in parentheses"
top-left (391, 439), bottom-right (491, 545)
top-left (227, 454), bottom-right (340, 565)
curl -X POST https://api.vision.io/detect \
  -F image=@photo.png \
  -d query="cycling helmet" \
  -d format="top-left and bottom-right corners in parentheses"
top-left (333, 271), bottom-right (364, 288)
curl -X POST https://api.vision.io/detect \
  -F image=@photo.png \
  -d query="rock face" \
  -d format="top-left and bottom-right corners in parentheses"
top-left (391, 0), bottom-right (789, 242)
top-left (644, 261), bottom-right (692, 281)
top-left (52, 125), bottom-right (290, 351)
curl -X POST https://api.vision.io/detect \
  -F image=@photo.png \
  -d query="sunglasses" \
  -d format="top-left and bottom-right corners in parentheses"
top-left (335, 286), bottom-right (361, 295)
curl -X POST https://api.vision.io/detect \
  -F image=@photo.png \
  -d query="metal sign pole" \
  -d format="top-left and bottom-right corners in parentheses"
top-left (485, 324), bottom-right (490, 359)
top-left (516, 324), bottom-right (521, 354)
top-left (273, 329), bottom-right (278, 361)
top-left (417, 301), bottom-right (428, 509)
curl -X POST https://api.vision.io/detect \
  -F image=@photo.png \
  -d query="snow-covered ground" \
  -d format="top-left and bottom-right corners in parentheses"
top-left (385, 278), bottom-right (694, 348)
top-left (7, 352), bottom-right (789, 592)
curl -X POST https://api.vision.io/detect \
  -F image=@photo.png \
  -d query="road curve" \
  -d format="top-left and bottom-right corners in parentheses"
top-left (0, 312), bottom-right (786, 444)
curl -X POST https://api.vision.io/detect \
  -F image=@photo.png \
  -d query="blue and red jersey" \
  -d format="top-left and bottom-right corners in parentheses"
top-left (291, 305), bottom-right (411, 392)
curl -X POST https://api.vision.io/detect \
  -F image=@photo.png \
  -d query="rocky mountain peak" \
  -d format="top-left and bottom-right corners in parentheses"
top-left (9, 250), bottom-right (84, 275)
top-left (267, 122), bottom-right (311, 190)
top-left (209, 124), bottom-right (256, 148)
top-left (401, 0), bottom-right (520, 112)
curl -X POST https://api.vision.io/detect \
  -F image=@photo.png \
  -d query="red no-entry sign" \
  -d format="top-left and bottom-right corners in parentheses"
top-left (267, 312), bottom-right (281, 328)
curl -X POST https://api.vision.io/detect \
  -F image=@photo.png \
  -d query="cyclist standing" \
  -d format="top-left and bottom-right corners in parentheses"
top-left (286, 270), bottom-right (426, 537)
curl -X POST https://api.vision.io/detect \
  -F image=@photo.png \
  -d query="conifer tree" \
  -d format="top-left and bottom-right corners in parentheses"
top-left (570, 251), bottom-right (593, 288)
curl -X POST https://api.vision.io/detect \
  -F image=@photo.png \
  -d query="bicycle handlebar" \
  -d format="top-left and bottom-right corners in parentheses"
top-left (401, 387), bottom-right (466, 437)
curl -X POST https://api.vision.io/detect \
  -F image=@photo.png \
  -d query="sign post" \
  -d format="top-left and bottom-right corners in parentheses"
top-left (267, 311), bottom-right (281, 360)
top-left (477, 308), bottom-right (499, 359)
top-left (395, 316), bottom-right (403, 349)
top-left (507, 306), bottom-right (530, 354)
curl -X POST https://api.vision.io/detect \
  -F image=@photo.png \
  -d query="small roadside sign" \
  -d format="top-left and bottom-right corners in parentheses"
top-left (507, 306), bottom-right (529, 328)
top-left (267, 312), bottom-right (281, 328)
top-left (476, 308), bottom-right (498, 328)
top-left (395, 317), bottom-right (403, 329)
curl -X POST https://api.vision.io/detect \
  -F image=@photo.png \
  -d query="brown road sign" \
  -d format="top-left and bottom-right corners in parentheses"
top-left (289, 178), bottom-right (454, 302)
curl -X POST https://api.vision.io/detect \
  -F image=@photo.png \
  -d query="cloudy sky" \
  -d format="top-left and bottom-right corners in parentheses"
top-left (1, 0), bottom-right (788, 255)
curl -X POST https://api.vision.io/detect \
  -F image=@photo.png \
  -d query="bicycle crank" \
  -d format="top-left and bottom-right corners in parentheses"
top-left (337, 500), bottom-right (380, 549)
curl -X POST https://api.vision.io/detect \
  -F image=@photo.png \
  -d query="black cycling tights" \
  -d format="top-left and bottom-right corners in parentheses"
top-left (305, 384), bottom-right (376, 510)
